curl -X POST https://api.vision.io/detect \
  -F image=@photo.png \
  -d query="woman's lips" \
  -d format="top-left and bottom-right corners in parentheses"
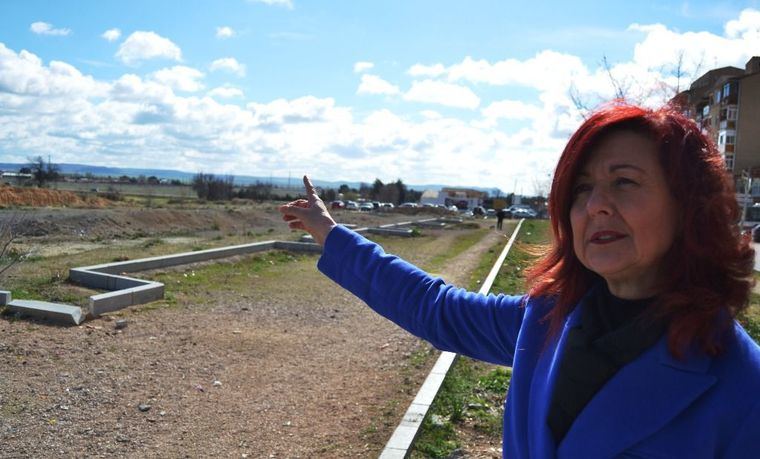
top-left (589, 231), bottom-right (626, 244)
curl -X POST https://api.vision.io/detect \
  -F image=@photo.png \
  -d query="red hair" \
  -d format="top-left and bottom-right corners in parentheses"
top-left (526, 103), bottom-right (754, 357)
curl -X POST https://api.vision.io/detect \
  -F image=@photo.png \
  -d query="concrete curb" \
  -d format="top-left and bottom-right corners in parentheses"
top-left (6, 299), bottom-right (85, 325)
top-left (368, 228), bottom-right (414, 237)
top-left (380, 219), bottom-right (525, 458)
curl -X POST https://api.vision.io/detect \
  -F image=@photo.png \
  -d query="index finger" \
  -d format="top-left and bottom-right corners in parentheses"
top-left (303, 175), bottom-right (317, 198)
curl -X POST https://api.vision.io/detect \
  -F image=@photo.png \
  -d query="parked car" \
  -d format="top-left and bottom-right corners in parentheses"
top-left (345, 201), bottom-right (358, 210)
top-left (447, 205), bottom-right (459, 212)
top-left (512, 208), bottom-right (537, 219)
top-left (472, 206), bottom-right (486, 216)
top-left (330, 200), bottom-right (344, 210)
top-left (381, 202), bottom-right (394, 209)
top-left (359, 203), bottom-right (374, 212)
top-left (399, 202), bottom-right (418, 208)
top-left (486, 208), bottom-right (496, 217)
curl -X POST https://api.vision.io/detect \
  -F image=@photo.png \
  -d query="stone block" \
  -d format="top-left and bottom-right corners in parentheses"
top-left (0, 290), bottom-right (11, 306)
top-left (7, 300), bottom-right (84, 325)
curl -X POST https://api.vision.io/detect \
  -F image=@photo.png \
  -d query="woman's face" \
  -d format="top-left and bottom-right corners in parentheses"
top-left (570, 130), bottom-right (678, 299)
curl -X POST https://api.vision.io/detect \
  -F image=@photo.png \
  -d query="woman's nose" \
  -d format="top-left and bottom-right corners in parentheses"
top-left (585, 187), bottom-right (614, 216)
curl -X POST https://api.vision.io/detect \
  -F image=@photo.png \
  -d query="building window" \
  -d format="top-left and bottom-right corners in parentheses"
top-left (725, 154), bottom-right (735, 171)
top-left (718, 132), bottom-right (725, 145)
top-left (723, 83), bottom-right (731, 97)
top-left (702, 105), bottom-right (710, 117)
top-left (727, 107), bottom-right (737, 120)
top-left (715, 89), bottom-right (722, 103)
top-left (726, 134), bottom-right (736, 145)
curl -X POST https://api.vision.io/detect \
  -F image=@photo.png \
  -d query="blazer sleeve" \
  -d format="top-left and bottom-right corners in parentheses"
top-left (317, 225), bottom-right (526, 366)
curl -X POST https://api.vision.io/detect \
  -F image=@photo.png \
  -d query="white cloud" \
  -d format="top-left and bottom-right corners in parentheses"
top-left (30, 22), bottom-right (71, 36)
top-left (357, 74), bottom-right (400, 96)
top-left (216, 26), bottom-right (235, 39)
top-left (353, 61), bottom-right (374, 73)
top-left (403, 80), bottom-right (480, 109)
top-left (725, 8), bottom-right (760, 40)
top-left (116, 31), bottom-right (182, 65)
top-left (0, 43), bottom-right (107, 97)
top-left (481, 100), bottom-right (543, 121)
top-left (248, 0), bottom-right (293, 9)
top-left (101, 28), bottom-right (121, 42)
top-left (210, 57), bottom-right (246, 77)
top-left (208, 86), bottom-right (244, 98)
top-left (150, 66), bottom-right (205, 92)
top-left (408, 63), bottom-right (446, 78)
top-left (628, 10), bottom-right (760, 75)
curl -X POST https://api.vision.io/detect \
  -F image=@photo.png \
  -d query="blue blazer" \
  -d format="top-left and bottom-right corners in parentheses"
top-left (318, 226), bottom-right (760, 458)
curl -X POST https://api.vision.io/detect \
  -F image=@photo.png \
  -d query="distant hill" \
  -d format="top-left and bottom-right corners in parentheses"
top-left (0, 162), bottom-right (505, 196)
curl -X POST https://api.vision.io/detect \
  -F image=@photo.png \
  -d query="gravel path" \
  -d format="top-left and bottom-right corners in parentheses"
top-left (1, 223), bottom-right (506, 458)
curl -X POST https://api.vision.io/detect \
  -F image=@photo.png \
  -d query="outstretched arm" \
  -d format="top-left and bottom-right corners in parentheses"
top-left (278, 175), bottom-right (337, 246)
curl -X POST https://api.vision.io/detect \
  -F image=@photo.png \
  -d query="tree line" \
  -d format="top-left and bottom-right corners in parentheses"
top-left (192, 173), bottom-right (422, 204)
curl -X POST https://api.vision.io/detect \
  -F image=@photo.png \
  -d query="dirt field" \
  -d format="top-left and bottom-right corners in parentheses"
top-left (0, 203), bottom-right (507, 457)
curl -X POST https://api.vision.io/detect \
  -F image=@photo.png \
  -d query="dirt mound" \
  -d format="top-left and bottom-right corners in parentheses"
top-left (0, 185), bottom-right (110, 208)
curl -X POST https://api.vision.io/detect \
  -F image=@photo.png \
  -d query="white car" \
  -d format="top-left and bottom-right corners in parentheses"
top-left (399, 202), bottom-right (418, 208)
top-left (345, 201), bottom-right (359, 210)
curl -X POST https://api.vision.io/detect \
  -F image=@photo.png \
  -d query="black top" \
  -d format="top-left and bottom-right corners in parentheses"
top-left (546, 283), bottom-right (667, 444)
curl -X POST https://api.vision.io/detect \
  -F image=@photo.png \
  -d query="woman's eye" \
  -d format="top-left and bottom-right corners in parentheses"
top-left (572, 184), bottom-right (591, 195)
top-left (615, 177), bottom-right (637, 186)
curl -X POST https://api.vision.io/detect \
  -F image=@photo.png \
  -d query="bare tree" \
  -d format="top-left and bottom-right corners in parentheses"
top-left (568, 51), bottom-right (705, 116)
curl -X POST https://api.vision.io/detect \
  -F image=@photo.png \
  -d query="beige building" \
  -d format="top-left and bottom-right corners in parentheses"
top-left (420, 188), bottom-right (486, 209)
top-left (675, 56), bottom-right (760, 178)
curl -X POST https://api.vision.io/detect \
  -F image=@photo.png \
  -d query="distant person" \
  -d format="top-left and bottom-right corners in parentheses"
top-left (279, 104), bottom-right (760, 457)
top-left (496, 208), bottom-right (506, 230)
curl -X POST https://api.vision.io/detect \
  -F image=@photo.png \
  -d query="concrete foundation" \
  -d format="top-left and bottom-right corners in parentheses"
top-left (10, 216), bottom-right (462, 324)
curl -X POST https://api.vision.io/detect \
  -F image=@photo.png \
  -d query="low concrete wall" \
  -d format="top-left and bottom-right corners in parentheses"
top-left (79, 241), bottom-right (277, 274)
top-left (368, 228), bottom-right (414, 237)
top-left (90, 282), bottom-right (165, 316)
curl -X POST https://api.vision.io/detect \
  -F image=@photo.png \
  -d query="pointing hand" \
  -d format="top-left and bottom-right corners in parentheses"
top-left (278, 175), bottom-right (337, 246)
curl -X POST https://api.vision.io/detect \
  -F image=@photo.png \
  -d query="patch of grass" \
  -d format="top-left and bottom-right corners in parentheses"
top-left (412, 220), bottom-right (549, 457)
top-left (142, 238), bottom-right (162, 248)
top-left (739, 278), bottom-right (760, 343)
top-left (427, 228), bottom-right (489, 273)
top-left (148, 250), bottom-right (303, 298)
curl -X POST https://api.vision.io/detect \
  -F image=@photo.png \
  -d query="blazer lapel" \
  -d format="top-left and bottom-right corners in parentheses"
top-left (557, 336), bottom-right (716, 459)
top-left (528, 303), bottom-right (584, 459)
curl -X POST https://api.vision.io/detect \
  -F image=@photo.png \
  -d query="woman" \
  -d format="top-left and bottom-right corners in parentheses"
top-left (279, 104), bottom-right (760, 458)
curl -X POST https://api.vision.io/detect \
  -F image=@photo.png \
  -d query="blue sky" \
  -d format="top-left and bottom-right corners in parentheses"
top-left (0, 0), bottom-right (758, 193)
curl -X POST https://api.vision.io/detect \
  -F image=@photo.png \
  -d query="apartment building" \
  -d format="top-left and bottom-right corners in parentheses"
top-left (674, 56), bottom-right (760, 177)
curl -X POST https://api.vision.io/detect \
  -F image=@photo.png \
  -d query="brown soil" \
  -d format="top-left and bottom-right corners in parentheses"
top-left (0, 205), bottom-right (505, 457)
top-left (0, 185), bottom-right (111, 208)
